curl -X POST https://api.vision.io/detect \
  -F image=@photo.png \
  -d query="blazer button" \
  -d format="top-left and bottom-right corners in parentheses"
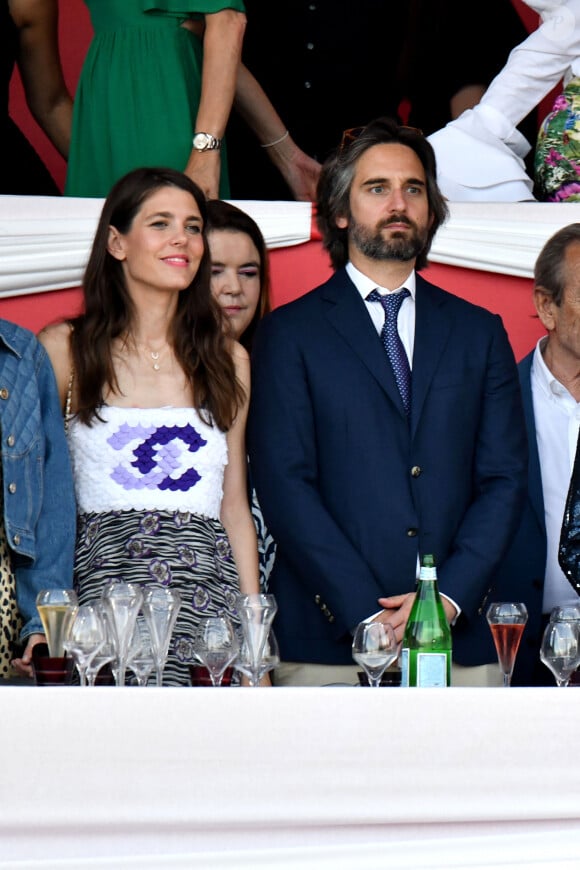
top-left (12, 534), bottom-right (20, 546)
top-left (532, 579), bottom-right (543, 590)
top-left (406, 528), bottom-right (418, 537)
top-left (410, 466), bottom-right (422, 478)
top-left (314, 594), bottom-right (321, 605)
top-left (0, 388), bottom-right (8, 400)
top-left (6, 434), bottom-right (14, 448)
top-left (8, 482), bottom-right (16, 494)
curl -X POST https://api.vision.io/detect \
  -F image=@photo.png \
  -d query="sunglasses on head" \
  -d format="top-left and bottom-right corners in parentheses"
top-left (340, 124), bottom-right (424, 150)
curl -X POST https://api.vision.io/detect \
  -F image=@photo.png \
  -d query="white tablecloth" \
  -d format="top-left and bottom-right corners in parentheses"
top-left (1, 686), bottom-right (579, 868)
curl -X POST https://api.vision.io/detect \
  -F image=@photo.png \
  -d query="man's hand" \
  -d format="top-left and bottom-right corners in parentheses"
top-left (377, 592), bottom-right (457, 643)
top-left (374, 593), bottom-right (416, 643)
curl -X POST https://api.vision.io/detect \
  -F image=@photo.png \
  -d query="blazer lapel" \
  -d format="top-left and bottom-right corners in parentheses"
top-left (519, 353), bottom-right (546, 532)
top-left (410, 276), bottom-right (452, 437)
top-left (322, 270), bottom-right (407, 418)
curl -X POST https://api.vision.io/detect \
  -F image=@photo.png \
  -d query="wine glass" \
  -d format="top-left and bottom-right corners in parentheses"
top-left (540, 619), bottom-right (580, 687)
top-left (63, 603), bottom-right (106, 686)
top-left (141, 587), bottom-right (181, 686)
top-left (235, 593), bottom-right (278, 684)
top-left (194, 615), bottom-right (239, 687)
top-left (36, 588), bottom-right (78, 657)
top-left (234, 627), bottom-right (280, 686)
top-left (486, 602), bottom-right (528, 687)
top-left (127, 616), bottom-right (156, 687)
top-left (352, 621), bottom-right (398, 688)
top-left (101, 581), bottom-right (143, 686)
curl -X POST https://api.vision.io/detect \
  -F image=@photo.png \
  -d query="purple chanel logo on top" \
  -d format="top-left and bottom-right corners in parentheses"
top-left (108, 423), bottom-right (207, 492)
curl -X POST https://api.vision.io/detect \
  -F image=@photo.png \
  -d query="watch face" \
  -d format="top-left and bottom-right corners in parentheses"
top-left (193, 133), bottom-right (210, 151)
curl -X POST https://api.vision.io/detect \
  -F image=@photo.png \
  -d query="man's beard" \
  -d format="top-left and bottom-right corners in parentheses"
top-left (349, 214), bottom-right (428, 262)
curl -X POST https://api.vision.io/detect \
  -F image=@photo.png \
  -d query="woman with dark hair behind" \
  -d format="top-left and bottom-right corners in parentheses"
top-left (206, 199), bottom-right (275, 589)
top-left (39, 167), bottom-right (260, 686)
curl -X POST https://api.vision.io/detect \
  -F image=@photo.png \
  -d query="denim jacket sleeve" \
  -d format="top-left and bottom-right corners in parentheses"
top-left (0, 323), bottom-right (76, 638)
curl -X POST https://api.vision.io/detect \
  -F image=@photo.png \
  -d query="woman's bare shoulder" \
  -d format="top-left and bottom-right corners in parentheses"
top-left (37, 321), bottom-right (73, 395)
top-left (37, 320), bottom-right (72, 349)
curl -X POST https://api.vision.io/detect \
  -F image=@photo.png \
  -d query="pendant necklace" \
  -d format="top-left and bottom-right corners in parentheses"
top-left (139, 344), bottom-right (168, 372)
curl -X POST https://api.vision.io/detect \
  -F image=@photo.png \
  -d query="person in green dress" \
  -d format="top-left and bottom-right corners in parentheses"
top-left (66, 1), bottom-right (245, 200)
top-left (65, 1), bottom-right (320, 201)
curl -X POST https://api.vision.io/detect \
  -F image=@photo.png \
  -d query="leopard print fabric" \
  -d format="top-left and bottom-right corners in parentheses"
top-left (0, 466), bottom-right (21, 678)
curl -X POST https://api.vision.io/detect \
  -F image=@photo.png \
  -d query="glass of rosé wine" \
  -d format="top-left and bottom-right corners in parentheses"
top-left (486, 602), bottom-right (528, 687)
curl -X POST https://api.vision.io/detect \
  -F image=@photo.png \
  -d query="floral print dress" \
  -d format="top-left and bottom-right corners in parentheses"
top-left (68, 406), bottom-right (241, 686)
top-left (535, 77), bottom-right (580, 202)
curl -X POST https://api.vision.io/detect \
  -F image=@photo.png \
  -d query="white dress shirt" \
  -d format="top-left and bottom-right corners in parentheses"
top-left (346, 261), bottom-right (416, 367)
top-left (531, 337), bottom-right (580, 613)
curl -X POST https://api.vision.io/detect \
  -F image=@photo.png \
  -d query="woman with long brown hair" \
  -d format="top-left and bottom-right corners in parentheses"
top-left (40, 166), bottom-right (260, 685)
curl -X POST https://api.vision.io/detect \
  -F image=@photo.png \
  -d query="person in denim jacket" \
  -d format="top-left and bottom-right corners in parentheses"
top-left (0, 319), bottom-right (75, 678)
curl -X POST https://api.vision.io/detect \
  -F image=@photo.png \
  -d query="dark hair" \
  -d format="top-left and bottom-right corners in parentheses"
top-left (534, 222), bottom-right (580, 306)
top-left (71, 166), bottom-right (244, 430)
top-left (316, 116), bottom-right (449, 271)
top-left (206, 200), bottom-right (271, 351)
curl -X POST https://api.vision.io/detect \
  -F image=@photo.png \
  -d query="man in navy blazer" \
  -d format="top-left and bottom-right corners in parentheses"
top-left (491, 223), bottom-right (580, 685)
top-left (248, 117), bottom-right (528, 686)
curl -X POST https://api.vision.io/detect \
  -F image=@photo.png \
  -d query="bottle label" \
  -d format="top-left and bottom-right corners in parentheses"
top-left (417, 652), bottom-right (448, 687)
top-left (400, 648), bottom-right (409, 687)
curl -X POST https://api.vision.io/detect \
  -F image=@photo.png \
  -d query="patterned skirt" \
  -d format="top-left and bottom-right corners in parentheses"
top-left (74, 509), bottom-right (241, 686)
top-left (535, 77), bottom-right (580, 202)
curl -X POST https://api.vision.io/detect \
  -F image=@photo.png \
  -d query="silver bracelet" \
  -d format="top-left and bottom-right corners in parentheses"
top-left (260, 130), bottom-right (290, 149)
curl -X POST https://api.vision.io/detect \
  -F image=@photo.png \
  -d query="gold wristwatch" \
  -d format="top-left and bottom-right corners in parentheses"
top-left (192, 132), bottom-right (222, 152)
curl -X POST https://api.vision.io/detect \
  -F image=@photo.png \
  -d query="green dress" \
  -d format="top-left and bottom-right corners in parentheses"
top-left (65, 0), bottom-right (245, 198)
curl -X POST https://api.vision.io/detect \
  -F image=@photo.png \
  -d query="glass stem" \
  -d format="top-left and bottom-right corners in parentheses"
top-left (116, 661), bottom-right (127, 686)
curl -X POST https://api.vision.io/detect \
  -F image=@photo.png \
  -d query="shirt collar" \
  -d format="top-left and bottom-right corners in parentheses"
top-left (0, 322), bottom-right (22, 359)
top-left (346, 261), bottom-right (416, 302)
top-left (532, 336), bottom-right (574, 401)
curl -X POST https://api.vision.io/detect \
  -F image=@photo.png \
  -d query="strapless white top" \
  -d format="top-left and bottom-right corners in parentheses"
top-left (67, 406), bottom-right (227, 519)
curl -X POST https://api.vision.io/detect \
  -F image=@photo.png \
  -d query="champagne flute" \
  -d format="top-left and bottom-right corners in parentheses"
top-left (235, 593), bottom-right (277, 684)
top-left (85, 602), bottom-right (116, 686)
top-left (63, 603), bottom-right (106, 686)
top-left (540, 619), bottom-right (580, 687)
top-left (36, 588), bottom-right (78, 657)
top-left (352, 621), bottom-right (398, 688)
top-left (102, 581), bottom-right (143, 686)
top-left (486, 601), bottom-right (528, 687)
top-left (194, 615), bottom-right (239, 687)
top-left (141, 587), bottom-right (181, 686)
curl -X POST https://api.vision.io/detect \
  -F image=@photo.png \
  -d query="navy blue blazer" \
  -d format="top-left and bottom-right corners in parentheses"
top-left (248, 268), bottom-right (528, 666)
top-left (488, 351), bottom-right (547, 685)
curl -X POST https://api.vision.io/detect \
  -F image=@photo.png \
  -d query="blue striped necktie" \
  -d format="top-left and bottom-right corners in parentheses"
top-left (367, 288), bottom-right (411, 415)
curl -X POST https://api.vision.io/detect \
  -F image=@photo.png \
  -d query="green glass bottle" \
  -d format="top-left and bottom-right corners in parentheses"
top-left (400, 554), bottom-right (452, 687)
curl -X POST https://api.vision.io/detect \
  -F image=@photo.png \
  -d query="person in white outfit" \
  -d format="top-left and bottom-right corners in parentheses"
top-left (428, 1), bottom-right (580, 201)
